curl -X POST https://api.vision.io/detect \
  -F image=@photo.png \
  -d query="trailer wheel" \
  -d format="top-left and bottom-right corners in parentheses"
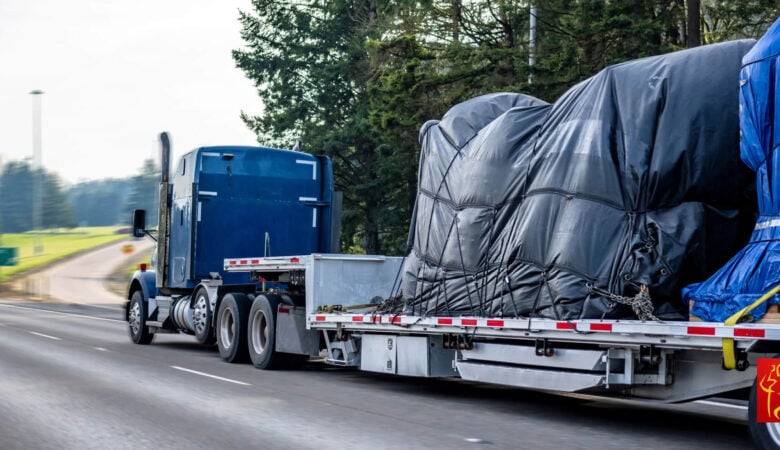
top-left (248, 294), bottom-right (283, 370)
top-left (128, 290), bottom-right (154, 345)
top-left (749, 381), bottom-right (780, 449)
top-left (193, 288), bottom-right (216, 345)
top-left (216, 293), bottom-right (250, 363)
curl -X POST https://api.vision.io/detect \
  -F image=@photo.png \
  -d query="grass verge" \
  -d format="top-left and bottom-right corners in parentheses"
top-left (0, 227), bottom-right (130, 283)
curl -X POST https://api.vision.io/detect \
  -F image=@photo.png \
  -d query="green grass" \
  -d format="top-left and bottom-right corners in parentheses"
top-left (0, 227), bottom-right (130, 282)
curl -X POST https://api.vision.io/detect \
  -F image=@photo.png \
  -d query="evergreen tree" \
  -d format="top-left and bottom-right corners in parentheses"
top-left (0, 161), bottom-right (77, 232)
top-left (42, 172), bottom-right (77, 229)
top-left (234, 0), bottom-right (389, 254)
top-left (123, 158), bottom-right (160, 227)
top-left (235, 0), bottom-right (779, 254)
top-left (68, 179), bottom-right (132, 227)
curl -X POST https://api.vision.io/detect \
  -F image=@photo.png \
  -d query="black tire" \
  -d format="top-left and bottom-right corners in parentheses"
top-left (192, 288), bottom-right (216, 345)
top-left (128, 290), bottom-right (154, 345)
top-left (749, 381), bottom-right (780, 449)
top-left (248, 294), bottom-right (284, 370)
top-left (216, 293), bottom-right (250, 363)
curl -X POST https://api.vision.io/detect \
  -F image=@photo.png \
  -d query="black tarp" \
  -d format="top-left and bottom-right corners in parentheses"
top-left (397, 40), bottom-right (757, 320)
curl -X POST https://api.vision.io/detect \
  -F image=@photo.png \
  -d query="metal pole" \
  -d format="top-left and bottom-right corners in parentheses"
top-left (30, 90), bottom-right (43, 256)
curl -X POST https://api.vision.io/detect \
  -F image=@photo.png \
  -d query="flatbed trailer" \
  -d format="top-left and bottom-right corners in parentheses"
top-left (223, 253), bottom-right (780, 449)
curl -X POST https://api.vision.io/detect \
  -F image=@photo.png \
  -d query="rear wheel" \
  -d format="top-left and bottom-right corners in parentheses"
top-left (248, 294), bottom-right (283, 369)
top-left (216, 293), bottom-right (250, 363)
top-left (128, 290), bottom-right (154, 345)
top-left (192, 288), bottom-right (216, 345)
top-left (749, 381), bottom-right (780, 449)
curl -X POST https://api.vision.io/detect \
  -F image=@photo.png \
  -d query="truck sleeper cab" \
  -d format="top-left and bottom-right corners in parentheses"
top-left (126, 134), bottom-right (337, 351)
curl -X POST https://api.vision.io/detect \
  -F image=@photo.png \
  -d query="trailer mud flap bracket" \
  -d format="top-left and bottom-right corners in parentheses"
top-left (322, 330), bottom-right (359, 367)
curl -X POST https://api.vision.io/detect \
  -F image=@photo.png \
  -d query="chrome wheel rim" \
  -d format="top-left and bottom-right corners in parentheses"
top-left (193, 294), bottom-right (208, 336)
top-left (129, 301), bottom-right (141, 335)
top-left (220, 307), bottom-right (235, 349)
top-left (251, 309), bottom-right (268, 355)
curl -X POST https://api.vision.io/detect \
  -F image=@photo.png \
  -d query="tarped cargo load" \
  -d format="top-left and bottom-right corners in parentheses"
top-left (684, 19), bottom-right (780, 322)
top-left (396, 40), bottom-right (757, 320)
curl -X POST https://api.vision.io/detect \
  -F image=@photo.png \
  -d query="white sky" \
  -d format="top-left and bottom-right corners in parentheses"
top-left (0, 0), bottom-right (262, 185)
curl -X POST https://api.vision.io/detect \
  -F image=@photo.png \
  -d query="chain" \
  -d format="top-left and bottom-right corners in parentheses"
top-left (599, 284), bottom-right (660, 322)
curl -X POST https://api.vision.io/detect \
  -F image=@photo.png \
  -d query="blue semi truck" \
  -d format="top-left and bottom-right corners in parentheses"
top-left (127, 132), bottom-right (343, 366)
top-left (128, 133), bottom-right (780, 449)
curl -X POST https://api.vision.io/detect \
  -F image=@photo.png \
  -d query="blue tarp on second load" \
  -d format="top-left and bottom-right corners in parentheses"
top-left (684, 18), bottom-right (780, 322)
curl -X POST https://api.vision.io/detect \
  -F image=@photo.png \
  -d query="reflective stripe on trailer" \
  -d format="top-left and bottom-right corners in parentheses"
top-left (309, 314), bottom-right (779, 341)
top-left (224, 256), bottom-right (305, 271)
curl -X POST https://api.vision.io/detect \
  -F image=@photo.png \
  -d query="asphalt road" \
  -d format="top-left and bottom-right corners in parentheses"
top-left (0, 302), bottom-right (755, 450)
top-left (0, 240), bottom-right (758, 449)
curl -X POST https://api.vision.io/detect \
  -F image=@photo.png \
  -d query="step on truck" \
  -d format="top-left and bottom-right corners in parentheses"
top-left (128, 133), bottom-right (780, 449)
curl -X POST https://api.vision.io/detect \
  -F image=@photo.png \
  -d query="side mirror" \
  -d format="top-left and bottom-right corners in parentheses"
top-left (132, 209), bottom-right (146, 238)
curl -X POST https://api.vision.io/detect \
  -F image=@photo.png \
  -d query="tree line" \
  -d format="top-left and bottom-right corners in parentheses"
top-left (233, 0), bottom-right (778, 255)
top-left (0, 159), bottom-right (159, 233)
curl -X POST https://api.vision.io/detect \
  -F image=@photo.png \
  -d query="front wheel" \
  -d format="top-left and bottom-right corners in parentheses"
top-left (216, 293), bottom-right (250, 363)
top-left (128, 290), bottom-right (154, 345)
top-left (192, 288), bottom-right (216, 345)
top-left (749, 381), bottom-right (780, 449)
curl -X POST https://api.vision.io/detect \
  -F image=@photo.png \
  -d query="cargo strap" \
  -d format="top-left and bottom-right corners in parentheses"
top-left (316, 304), bottom-right (377, 313)
top-left (722, 284), bottom-right (780, 369)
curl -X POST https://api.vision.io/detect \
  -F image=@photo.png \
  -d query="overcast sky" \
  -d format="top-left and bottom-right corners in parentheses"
top-left (0, 0), bottom-right (261, 185)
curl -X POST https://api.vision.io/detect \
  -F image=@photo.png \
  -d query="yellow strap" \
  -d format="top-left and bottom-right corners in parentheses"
top-left (721, 284), bottom-right (780, 369)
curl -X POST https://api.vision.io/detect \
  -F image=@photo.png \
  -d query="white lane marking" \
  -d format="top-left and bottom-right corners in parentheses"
top-left (95, 347), bottom-right (109, 352)
top-left (171, 366), bottom-right (251, 386)
top-left (29, 331), bottom-right (61, 341)
top-left (0, 303), bottom-right (123, 323)
top-left (694, 400), bottom-right (748, 411)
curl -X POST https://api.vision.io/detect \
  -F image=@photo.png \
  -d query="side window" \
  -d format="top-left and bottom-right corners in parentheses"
top-left (176, 158), bottom-right (186, 176)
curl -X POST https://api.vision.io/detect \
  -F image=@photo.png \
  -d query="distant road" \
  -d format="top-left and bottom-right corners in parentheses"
top-left (10, 237), bottom-right (155, 304)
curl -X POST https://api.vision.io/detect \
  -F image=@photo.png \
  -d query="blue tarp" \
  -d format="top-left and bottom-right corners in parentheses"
top-left (684, 18), bottom-right (780, 322)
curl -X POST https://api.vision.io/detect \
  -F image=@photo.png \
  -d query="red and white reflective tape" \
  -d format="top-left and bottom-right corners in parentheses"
top-left (225, 256), bottom-right (302, 268)
top-left (310, 314), bottom-right (774, 340)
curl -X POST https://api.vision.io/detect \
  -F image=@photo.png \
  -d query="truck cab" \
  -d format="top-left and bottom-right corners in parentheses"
top-left (127, 135), bottom-right (338, 347)
top-left (165, 145), bottom-right (335, 289)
